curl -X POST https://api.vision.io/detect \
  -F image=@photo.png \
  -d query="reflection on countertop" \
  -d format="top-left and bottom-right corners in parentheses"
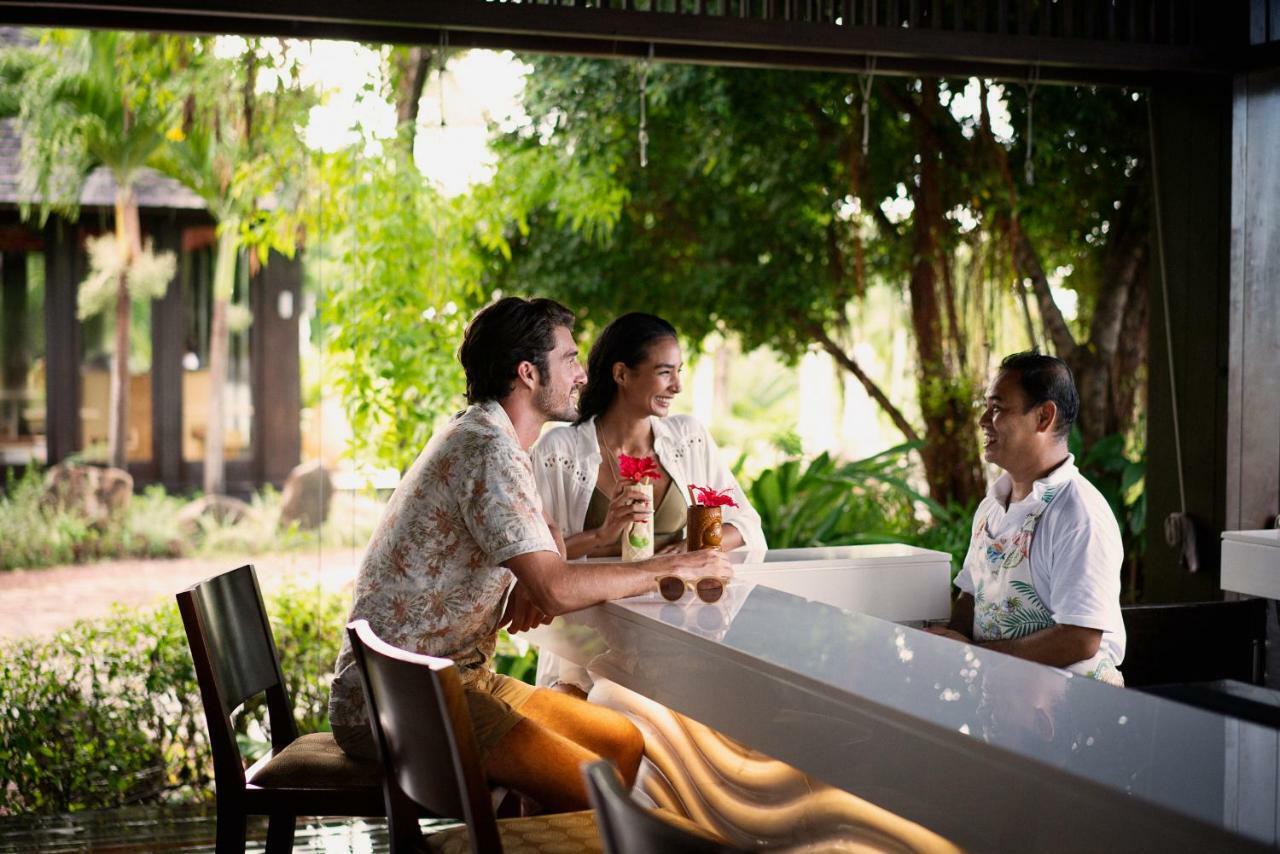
top-left (531, 563), bottom-right (1274, 852)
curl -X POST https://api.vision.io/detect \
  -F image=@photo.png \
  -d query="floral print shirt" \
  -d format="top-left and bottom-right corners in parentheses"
top-left (328, 400), bottom-right (559, 730)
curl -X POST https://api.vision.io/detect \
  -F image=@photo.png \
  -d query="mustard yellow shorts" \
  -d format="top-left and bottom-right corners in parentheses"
top-left (333, 668), bottom-right (536, 762)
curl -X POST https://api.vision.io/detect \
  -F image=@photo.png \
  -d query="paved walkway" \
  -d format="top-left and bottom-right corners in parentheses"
top-left (0, 547), bottom-right (365, 641)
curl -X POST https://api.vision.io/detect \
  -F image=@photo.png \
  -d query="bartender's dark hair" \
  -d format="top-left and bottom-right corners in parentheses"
top-left (459, 297), bottom-right (575, 403)
top-left (575, 312), bottom-right (679, 424)
top-left (999, 351), bottom-right (1079, 440)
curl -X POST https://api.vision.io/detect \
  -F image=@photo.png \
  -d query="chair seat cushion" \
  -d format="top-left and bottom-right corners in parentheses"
top-left (426, 809), bottom-right (602, 853)
top-left (247, 731), bottom-right (381, 791)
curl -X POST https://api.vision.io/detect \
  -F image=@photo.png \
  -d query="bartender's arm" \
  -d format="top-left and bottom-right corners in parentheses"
top-left (927, 593), bottom-right (1102, 668)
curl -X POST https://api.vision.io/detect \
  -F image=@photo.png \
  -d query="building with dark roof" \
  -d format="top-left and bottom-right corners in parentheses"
top-left (0, 110), bottom-right (302, 495)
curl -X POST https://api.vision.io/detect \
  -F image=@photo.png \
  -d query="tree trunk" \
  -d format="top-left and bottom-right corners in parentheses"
top-left (108, 184), bottom-right (142, 470)
top-left (392, 46), bottom-right (432, 151)
top-left (907, 79), bottom-right (983, 506)
top-left (810, 323), bottom-right (921, 446)
top-left (204, 225), bottom-right (239, 496)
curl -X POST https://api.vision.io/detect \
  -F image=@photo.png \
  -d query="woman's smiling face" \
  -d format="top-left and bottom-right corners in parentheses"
top-left (616, 336), bottom-right (683, 417)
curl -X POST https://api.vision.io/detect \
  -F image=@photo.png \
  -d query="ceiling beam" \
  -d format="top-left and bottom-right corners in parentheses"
top-left (0, 0), bottom-right (1238, 84)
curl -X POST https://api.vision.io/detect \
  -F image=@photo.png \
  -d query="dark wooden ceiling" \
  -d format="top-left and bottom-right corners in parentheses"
top-left (0, 0), bottom-right (1266, 84)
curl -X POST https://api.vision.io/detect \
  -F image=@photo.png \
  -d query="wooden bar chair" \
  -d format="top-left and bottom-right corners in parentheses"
top-left (345, 618), bottom-right (603, 853)
top-left (176, 565), bottom-right (383, 853)
top-left (582, 761), bottom-right (746, 854)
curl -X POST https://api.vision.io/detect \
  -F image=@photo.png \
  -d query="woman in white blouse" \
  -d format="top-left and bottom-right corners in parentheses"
top-left (531, 312), bottom-right (767, 695)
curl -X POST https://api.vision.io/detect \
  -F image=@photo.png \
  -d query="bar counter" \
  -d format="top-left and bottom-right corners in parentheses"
top-left (529, 546), bottom-right (1275, 852)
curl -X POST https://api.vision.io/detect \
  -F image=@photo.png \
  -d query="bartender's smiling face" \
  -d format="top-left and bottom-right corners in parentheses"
top-left (979, 370), bottom-right (1054, 468)
top-left (616, 336), bottom-right (684, 417)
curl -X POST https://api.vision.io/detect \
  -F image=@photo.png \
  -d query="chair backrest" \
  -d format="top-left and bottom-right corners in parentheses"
top-left (176, 564), bottom-right (298, 789)
top-left (346, 619), bottom-right (500, 854)
top-left (1120, 599), bottom-right (1268, 687)
top-left (582, 761), bottom-right (741, 854)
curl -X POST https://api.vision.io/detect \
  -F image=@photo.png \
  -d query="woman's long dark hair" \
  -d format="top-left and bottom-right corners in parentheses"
top-left (575, 313), bottom-right (678, 424)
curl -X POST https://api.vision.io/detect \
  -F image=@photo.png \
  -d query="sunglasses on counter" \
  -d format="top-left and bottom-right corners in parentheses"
top-left (655, 575), bottom-right (730, 604)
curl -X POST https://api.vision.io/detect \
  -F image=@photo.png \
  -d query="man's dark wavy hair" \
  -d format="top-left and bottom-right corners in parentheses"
top-left (999, 350), bottom-right (1079, 440)
top-left (459, 297), bottom-right (575, 404)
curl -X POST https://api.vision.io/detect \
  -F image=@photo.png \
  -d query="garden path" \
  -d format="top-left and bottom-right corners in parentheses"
top-left (0, 547), bottom-right (364, 641)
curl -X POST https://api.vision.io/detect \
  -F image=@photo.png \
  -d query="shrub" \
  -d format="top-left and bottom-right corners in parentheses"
top-left (0, 586), bottom-right (345, 816)
top-left (0, 581), bottom-right (542, 816)
top-left (744, 444), bottom-right (976, 575)
top-left (0, 469), bottom-right (186, 571)
top-left (0, 467), bottom-right (385, 572)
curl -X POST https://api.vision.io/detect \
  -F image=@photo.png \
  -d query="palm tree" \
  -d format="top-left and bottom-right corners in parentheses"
top-left (154, 41), bottom-right (309, 494)
top-left (7, 30), bottom-right (182, 469)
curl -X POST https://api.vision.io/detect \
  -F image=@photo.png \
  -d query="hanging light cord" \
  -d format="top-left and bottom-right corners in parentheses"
top-left (858, 57), bottom-right (877, 157)
top-left (638, 44), bottom-right (653, 168)
top-left (438, 30), bottom-right (448, 128)
top-left (1024, 64), bottom-right (1040, 185)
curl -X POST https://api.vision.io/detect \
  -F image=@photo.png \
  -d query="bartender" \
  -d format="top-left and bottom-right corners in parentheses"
top-left (926, 352), bottom-right (1126, 686)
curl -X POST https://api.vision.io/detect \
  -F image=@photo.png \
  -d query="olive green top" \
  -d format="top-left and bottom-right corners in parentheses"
top-left (584, 478), bottom-right (687, 551)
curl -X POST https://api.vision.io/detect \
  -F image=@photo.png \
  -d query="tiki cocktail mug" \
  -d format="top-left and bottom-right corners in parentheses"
top-left (618, 454), bottom-right (660, 561)
top-left (685, 484), bottom-right (737, 551)
top-left (621, 480), bottom-right (654, 561)
top-left (686, 504), bottom-right (723, 551)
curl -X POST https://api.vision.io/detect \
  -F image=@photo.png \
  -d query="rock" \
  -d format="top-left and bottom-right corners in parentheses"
top-left (278, 460), bottom-right (333, 531)
top-left (41, 462), bottom-right (133, 528)
top-left (176, 494), bottom-right (252, 540)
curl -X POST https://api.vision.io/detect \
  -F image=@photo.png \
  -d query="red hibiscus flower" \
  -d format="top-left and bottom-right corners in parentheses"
top-left (618, 454), bottom-right (661, 483)
top-left (689, 484), bottom-right (739, 508)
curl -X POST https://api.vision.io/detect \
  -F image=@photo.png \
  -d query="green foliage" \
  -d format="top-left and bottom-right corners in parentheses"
top-left (5, 30), bottom-right (190, 221)
top-left (315, 148), bottom-right (486, 472)
top-left (0, 586), bottom-right (345, 815)
top-left (0, 585), bottom-right (549, 815)
top-left (0, 469), bottom-right (185, 571)
top-left (0, 468), bottom-right (383, 572)
top-left (493, 630), bottom-right (539, 685)
top-left (746, 444), bottom-right (976, 573)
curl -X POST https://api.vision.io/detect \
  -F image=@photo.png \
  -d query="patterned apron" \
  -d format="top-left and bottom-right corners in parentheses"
top-left (971, 485), bottom-right (1123, 686)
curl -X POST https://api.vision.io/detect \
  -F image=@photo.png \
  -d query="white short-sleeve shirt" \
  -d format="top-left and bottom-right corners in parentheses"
top-left (953, 455), bottom-right (1127, 667)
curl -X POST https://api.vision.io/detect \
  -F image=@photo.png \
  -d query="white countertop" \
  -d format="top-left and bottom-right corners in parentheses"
top-left (531, 549), bottom-right (1275, 852)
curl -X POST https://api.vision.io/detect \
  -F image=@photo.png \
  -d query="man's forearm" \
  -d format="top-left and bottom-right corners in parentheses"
top-left (981, 624), bottom-right (1102, 668)
top-left (563, 530), bottom-right (606, 559)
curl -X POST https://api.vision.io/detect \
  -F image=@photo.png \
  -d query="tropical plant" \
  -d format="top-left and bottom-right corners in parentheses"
top-left (312, 146), bottom-right (486, 473)
top-left (154, 39), bottom-right (312, 495)
top-left (4, 30), bottom-right (187, 468)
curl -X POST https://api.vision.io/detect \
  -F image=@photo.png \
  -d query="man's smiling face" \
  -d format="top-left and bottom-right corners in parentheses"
top-left (978, 370), bottom-right (1047, 469)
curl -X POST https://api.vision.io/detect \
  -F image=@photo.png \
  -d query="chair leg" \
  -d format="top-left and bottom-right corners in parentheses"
top-left (385, 785), bottom-right (425, 854)
top-left (215, 802), bottom-right (247, 854)
top-left (265, 813), bottom-right (296, 854)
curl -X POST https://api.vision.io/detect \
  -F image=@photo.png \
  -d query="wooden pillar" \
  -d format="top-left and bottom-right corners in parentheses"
top-left (250, 250), bottom-right (301, 489)
top-left (1226, 67), bottom-right (1280, 535)
top-left (43, 220), bottom-right (81, 465)
top-left (1, 251), bottom-right (28, 436)
top-left (1143, 82), bottom-right (1234, 603)
top-left (1228, 64), bottom-right (1280, 686)
top-left (151, 214), bottom-right (185, 491)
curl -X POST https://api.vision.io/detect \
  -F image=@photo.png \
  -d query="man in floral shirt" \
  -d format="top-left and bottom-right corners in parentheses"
top-left (330, 297), bottom-right (730, 811)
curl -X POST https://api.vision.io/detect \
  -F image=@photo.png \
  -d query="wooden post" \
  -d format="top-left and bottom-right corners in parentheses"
top-left (43, 220), bottom-right (81, 466)
top-left (151, 214), bottom-right (185, 491)
top-left (251, 250), bottom-right (301, 490)
top-left (1, 252), bottom-right (28, 438)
